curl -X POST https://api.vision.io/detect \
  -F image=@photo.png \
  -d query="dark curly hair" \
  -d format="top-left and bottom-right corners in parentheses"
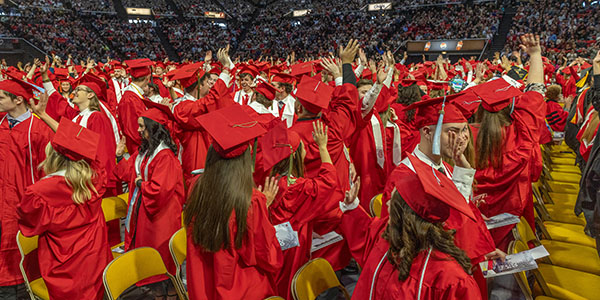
top-left (396, 84), bottom-right (422, 123)
top-left (382, 191), bottom-right (472, 281)
top-left (139, 117), bottom-right (177, 155)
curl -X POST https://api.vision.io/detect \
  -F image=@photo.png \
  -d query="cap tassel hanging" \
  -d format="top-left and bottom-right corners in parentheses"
top-left (251, 138), bottom-right (258, 173)
top-left (432, 95), bottom-right (446, 156)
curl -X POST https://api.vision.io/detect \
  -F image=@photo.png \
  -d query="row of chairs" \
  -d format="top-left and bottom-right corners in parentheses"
top-left (510, 143), bottom-right (600, 300)
top-left (17, 192), bottom-right (350, 300)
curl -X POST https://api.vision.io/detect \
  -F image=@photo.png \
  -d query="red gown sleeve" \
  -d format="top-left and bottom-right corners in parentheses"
top-left (140, 151), bottom-right (183, 216)
top-left (173, 79), bottom-right (234, 130)
top-left (438, 275), bottom-right (483, 300)
top-left (322, 83), bottom-right (360, 143)
top-left (239, 190), bottom-right (283, 275)
top-left (46, 92), bottom-right (79, 121)
top-left (17, 190), bottom-right (52, 237)
top-left (117, 93), bottom-right (144, 153)
top-left (340, 206), bottom-right (388, 268)
top-left (271, 163), bottom-right (338, 225)
top-left (512, 91), bottom-right (546, 146)
top-left (113, 153), bottom-right (136, 182)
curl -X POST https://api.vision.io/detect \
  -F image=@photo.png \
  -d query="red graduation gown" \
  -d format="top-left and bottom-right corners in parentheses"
top-left (117, 89), bottom-right (146, 154)
top-left (75, 111), bottom-right (118, 194)
top-left (0, 113), bottom-right (53, 286)
top-left (473, 91), bottom-right (545, 250)
top-left (341, 207), bottom-right (481, 300)
top-left (17, 163), bottom-right (110, 300)
top-left (269, 163), bottom-right (338, 299)
top-left (172, 79), bottom-right (233, 186)
top-left (349, 113), bottom-right (387, 211)
top-left (290, 83), bottom-right (360, 270)
top-left (186, 190), bottom-right (283, 300)
top-left (46, 91), bottom-right (79, 121)
top-left (114, 148), bottom-right (184, 281)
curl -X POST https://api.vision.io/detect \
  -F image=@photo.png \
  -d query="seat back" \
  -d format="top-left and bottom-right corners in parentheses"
top-left (509, 241), bottom-right (533, 300)
top-left (513, 217), bottom-right (539, 245)
top-left (264, 297), bottom-right (285, 300)
top-left (369, 194), bottom-right (382, 218)
top-left (103, 247), bottom-right (184, 300)
top-left (101, 196), bottom-right (128, 222)
top-left (291, 258), bottom-right (350, 300)
top-left (16, 231), bottom-right (48, 300)
top-left (169, 228), bottom-right (187, 298)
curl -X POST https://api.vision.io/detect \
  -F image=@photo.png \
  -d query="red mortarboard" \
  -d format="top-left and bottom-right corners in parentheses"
top-left (290, 62), bottom-right (313, 77)
top-left (272, 73), bottom-right (297, 85)
top-left (168, 64), bottom-right (206, 89)
top-left (259, 122), bottom-right (302, 172)
top-left (406, 93), bottom-right (468, 128)
top-left (155, 61), bottom-right (166, 69)
top-left (197, 105), bottom-right (267, 158)
top-left (255, 78), bottom-right (281, 101)
top-left (141, 99), bottom-right (172, 127)
top-left (392, 155), bottom-right (476, 223)
top-left (0, 74), bottom-right (43, 100)
top-left (428, 81), bottom-right (447, 91)
top-left (125, 58), bottom-right (153, 78)
top-left (53, 68), bottom-right (70, 80)
top-left (470, 78), bottom-right (523, 112)
top-left (239, 65), bottom-right (259, 77)
top-left (75, 73), bottom-right (107, 103)
top-left (399, 79), bottom-right (418, 87)
top-left (52, 118), bottom-right (100, 162)
top-left (449, 89), bottom-right (481, 120)
top-left (295, 75), bottom-right (334, 114)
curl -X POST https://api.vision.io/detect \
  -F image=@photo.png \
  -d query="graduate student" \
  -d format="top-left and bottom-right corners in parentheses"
top-left (184, 105), bottom-right (283, 300)
top-left (114, 105), bottom-right (184, 299)
top-left (17, 118), bottom-right (111, 300)
top-left (470, 34), bottom-right (546, 250)
top-left (0, 76), bottom-right (53, 296)
top-left (341, 155), bottom-right (481, 300)
top-left (260, 121), bottom-right (338, 298)
top-left (33, 71), bottom-right (121, 196)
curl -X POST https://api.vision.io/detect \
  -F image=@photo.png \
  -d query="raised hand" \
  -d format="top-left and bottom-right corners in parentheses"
top-left (358, 48), bottom-right (367, 65)
top-left (519, 33), bottom-right (541, 56)
top-left (28, 92), bottom-right (48, 116)
top-left (448, 130), bottom-right (470, 168)
top-left (204, 50), bottom-right (212, 63)
top-left (258, 176), bottom-right (279, 207)
top-left (116, 136), bottom-right (126, 157)
top-left (320, 57), bottom-right (341, 79)
top-left (340, 39), bottom-right (360, 64)
top-left (312, 120), bottom-right (328, 148)
top-left (344, 177), bottom-right (360, 205)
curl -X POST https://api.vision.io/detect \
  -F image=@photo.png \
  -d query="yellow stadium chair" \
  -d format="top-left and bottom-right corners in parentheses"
top-left (101, 196), bottom-right (128, 259)
top-left (542, 180), bottom-right (579, 194)
top-left (369, 194), bottom-right (382, 218)
top-left (102, 247), bottom-right (185, 300)
top-left (509, 241), bottom-right (561, 300)
top-left (549, 157), bottom-right (577, 165)
top-left (169, 228), bottom-right (188, 300)
top-left (511, 240), bottom-right (594, 300)
top-left (291, 258), bottom-right (350, 300)
top-left (264, 297), bottom-right (285, 300)
top-left (536, 217), bottom-right (596, 248)
top-left (117, 192), bottom-right (129, 204)
top-left (546, 171), bottom-right (581, 184)
top-left (547, 164), bottom-right (580, 175)
top-left (513, 218), bottom-right (600, 275)
top-left (16, 231), bottom-right (49, 300)
top-left (532, 185), bottom-right (585, 226)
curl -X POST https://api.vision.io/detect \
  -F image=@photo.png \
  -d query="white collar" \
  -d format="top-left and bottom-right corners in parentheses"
top-left (125, 82), bottom-right (144, 98)
top-left (413, 144), bottom-right (444, 170)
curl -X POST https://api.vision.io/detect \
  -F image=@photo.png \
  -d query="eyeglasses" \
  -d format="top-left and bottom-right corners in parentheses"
top-left (74, 87), bottom-right (91, 93)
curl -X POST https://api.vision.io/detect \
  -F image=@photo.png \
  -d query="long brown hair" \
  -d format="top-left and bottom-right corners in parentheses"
top-left (41, 144), bottom-right (98, 205)
top-left (270, 142), bottom-right (305, 178)
top-left (382, 192), bottom-right (472, 281)
top-left (397, 84), bottom-right (422, 123)
top-left (474, 106), bottom-right (512, 169)
top-left (184, 146), bottom-right (254, 251)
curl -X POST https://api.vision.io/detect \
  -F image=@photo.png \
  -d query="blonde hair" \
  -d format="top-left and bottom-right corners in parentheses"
top-left (41, 144), bottom-right (98, 204)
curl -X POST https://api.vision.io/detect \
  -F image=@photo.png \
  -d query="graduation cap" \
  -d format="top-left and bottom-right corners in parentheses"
top-left (259, 122), bottom-right (301, 182)
top-left (75, 72), bottom-right (107, 104)
top-left (406, 92), bottom-right (469, 155)
top-left (294, 75), bottom-right (334, 114)
top-left (141, 99), bottom-right (172, 128)
top-left (449, 89), bottom-right (481, 120)
top-left (52, 118), bottom-right (100, 162)
top-left (125, 59), bottom-right (153, 78)
top-left (469, 78), bottom-right (523, 112)
top-left (238, 65), bottom-right (259, 77)
top-left (271, 73), bottom-right (297, 85)
top-left (168, 64), bottom-right (206, 89)
top-left (197, 105), bottom-right (267, 158)
top-left (0, 74), bottom-right (44, 100)
top-left (392, 155), bottom-right (476, 223)
top-left (255, 78), bottom-right (281, 101)
top-left (290, 62), bottom-right (313, 77)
